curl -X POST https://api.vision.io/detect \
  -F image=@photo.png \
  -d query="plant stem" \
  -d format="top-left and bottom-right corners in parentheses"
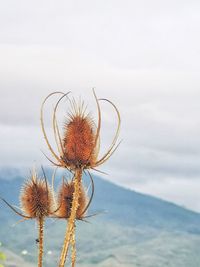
top-left (38, 217), bottom-right (44, 267)
top-left (71, 226), bottom-right (76, 267)
top-left (58, 168), bottom-right (82, 267)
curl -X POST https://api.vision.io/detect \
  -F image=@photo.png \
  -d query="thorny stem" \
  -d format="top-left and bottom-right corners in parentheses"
top-left (58, 168), bottom-right (82, 267)
top-left (71, 226), bottom-right (76, 267)
top-left (38, 217), bottom-right (44, 267)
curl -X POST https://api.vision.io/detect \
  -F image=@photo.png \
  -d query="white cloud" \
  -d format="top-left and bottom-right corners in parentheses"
top-left (0, 0), bottom-right (200, 212)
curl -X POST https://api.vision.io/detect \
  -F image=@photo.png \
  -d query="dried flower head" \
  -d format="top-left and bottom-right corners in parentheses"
top-left (0, 169), bottom-right (54, 221)
top-left (62, 116), bottom-right (97, 169)
top-left (20, 173), bottom-right (54, 219)
top-left (41, 89), bottom-right (121, 171)
top-left (56, 179), bottom-right (88, 220)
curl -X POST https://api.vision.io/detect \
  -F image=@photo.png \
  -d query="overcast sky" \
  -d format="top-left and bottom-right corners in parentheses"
top-left (1, 0), bottom-right (200, 212)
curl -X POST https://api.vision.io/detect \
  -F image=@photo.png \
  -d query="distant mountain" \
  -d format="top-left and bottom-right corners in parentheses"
top-left (0, 170), bottom-right (200, 267)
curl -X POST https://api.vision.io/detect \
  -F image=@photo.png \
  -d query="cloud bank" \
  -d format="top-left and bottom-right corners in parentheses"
top-left (0, 0), bottom-right (200, 211)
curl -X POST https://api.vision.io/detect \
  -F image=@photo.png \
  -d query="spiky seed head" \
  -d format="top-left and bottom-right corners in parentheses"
top-left (20, 175), bottom-right (54, 219)
top-left (62, 107), bottom-right (98, 169)
top-left (56, 180), bottom-right (88, 219)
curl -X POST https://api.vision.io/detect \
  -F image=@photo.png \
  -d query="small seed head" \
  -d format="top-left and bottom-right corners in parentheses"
top-left (56, 180), bottom-right (88, 219)
top-left (20, 175), bottom-right (53, 219)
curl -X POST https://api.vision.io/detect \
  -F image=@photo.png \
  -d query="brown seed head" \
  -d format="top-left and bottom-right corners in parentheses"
top-left (62, 114), bottom-right (97, 169)
top-left (20, 174), bottom-right (53, 219)
top-left (56, 180), bottom-right (88, 219)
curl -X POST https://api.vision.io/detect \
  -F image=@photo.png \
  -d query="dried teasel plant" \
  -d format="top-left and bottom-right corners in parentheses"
top-left (40, 90), bottom-right (121, 267)
top-left (0, 168), bottom-right (54, 267)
